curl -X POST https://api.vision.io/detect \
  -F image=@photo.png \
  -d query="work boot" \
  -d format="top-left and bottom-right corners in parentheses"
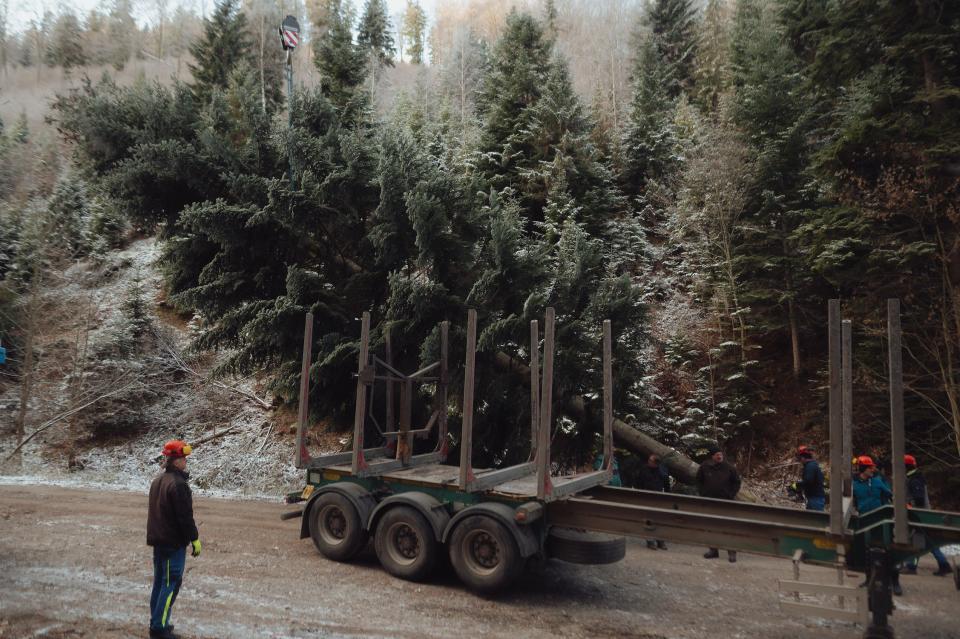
top-left (728, 551), bottom-right (737, 563)
top-left (646, 541), bottom-right (657, 549)
top-left (933, 564), bottom-right (952, 576)
top-left (149, 628), bottom-right (180, 639)
top-left (703, 548), bottom-right (719, 559)
top-left (892, 581), bottom-right (903, 596)
top-left (657, 541), bottom-right (667, 550)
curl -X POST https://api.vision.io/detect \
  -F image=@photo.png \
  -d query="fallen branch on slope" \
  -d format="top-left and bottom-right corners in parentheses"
top-left (4, 378), bottom-right (142, 462)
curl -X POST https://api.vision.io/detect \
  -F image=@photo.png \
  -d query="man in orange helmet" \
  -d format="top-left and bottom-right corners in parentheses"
top-left (901, 454), bottom-right (952, 576)
top-left (853, 455), bottom-right (902, 595)
top-left (852, 455), bottom-right (892, 514)
top-left (147, 440), bottom-right (201, 639)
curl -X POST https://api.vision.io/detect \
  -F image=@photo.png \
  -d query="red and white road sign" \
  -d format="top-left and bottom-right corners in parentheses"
top-left (280, 15), bottom-right (300, 51)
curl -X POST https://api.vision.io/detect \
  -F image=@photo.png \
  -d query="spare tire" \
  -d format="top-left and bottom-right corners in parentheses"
top-left (546, 527), bottom-right (626, 565)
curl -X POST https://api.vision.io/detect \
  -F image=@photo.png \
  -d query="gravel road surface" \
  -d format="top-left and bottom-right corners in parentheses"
top-left (1, 484), bottom-right (956, 639)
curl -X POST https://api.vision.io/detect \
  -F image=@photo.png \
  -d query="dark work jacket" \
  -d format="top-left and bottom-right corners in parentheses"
top-left (637, 464), bottom-right (670, 492)
top-left (147, 466), bottom-right (199, 548)
top-left (696, 459), bottom-right (741, 500)
top-left (906, 469), bottom-right (929, 508)
top-left (799, 459), bottom-right (825, 498)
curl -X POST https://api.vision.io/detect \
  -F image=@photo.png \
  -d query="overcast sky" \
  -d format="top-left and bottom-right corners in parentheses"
top-left (8, 0), bottom-right (439, 36)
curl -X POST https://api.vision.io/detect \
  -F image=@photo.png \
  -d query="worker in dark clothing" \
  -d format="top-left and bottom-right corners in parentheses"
top-left (638, 453), bottom-right (670, 549)
top-left (696, 444), bottom-right (742, 562)
top-left (902, 454), bottom-right (952, 576)
top-left (148, 440), bottom-right (201, 639)
top-left (791, 445), bottom-right (826, 511)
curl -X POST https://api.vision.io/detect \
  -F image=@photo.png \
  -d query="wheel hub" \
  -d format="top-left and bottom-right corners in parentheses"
top-left (324, 507), bottom-right (346, 539)
top-left (470, 532), bottom-right (500, 568)
top-left (394, 524), bottom-right (419, 559)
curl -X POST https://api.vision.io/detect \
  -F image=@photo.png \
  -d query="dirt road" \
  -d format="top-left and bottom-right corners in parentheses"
top-left (0, 484), bottom-right (956, 639)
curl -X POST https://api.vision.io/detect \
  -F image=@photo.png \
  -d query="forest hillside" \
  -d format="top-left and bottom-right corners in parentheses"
top-left (1, 0), bottom-right (958, 507)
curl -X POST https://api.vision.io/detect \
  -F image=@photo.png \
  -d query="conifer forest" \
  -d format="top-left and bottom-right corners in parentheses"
top-left (1, 0), bottom-right (959, 504)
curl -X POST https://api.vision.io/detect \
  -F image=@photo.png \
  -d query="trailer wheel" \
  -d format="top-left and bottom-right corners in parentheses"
top-left (448, 515), bottom-right (525, 593)
top-left (374, 506), bottom-right (439, 581)
top-left (309, 492), bottom-right (367, 561)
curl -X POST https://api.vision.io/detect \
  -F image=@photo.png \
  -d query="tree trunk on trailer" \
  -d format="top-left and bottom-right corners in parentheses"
top-left (493, 351), bottom-right (757, 501)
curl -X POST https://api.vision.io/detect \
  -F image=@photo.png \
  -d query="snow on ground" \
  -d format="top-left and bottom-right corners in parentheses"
top-left (0, 236), bottom-right (326, 499)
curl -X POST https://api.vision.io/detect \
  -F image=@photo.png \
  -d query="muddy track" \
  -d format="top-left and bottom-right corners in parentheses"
top-left (0, 484), bottom-right (956, 639)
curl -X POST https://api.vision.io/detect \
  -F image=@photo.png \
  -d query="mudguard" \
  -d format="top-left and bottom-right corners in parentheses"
top-left (299, 482), bottom-right (377, 539)
top-left (368, 492), bottom-right (451, 541)
top-left (442, 502), bottom-right (540, 558)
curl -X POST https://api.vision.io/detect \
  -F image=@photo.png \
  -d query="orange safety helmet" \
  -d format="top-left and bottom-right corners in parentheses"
top-left (856, 455), bottom-right (875, 467)
top-left (161, 440), bottom-right (193, 458)
top-left (903, 454), bottom-right (917, 467)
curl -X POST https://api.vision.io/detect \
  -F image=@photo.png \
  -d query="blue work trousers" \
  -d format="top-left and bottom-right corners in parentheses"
top-left (806, 496), bottom-right (825, 511)
top-left (905, 546), bottom-right (950, 571)
top-left (150, 545), bottom-right (186, 631)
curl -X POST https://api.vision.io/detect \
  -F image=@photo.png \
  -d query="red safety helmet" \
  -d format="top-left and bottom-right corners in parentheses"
top-left (903, 454), bottom-right (917, 467)
top-left (161, 440), bottom-right (193, 458)
top-left (796, 445), bottom-right (814, 458)
top-left (856, 455), bottom-right (875, 467)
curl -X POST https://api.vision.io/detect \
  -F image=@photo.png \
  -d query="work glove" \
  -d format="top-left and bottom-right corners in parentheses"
top-left (191, 539), bottom-right (202, 558)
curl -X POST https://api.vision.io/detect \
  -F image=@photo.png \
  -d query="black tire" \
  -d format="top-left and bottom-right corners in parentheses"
top-left (309, 492), bottom-right (368, 561)
top-left (545, 527), bottom-right (626, 565)
top-left (448, 515), bottom-right (525, 594)
top-left (374, 506), bottom-right (439, 581)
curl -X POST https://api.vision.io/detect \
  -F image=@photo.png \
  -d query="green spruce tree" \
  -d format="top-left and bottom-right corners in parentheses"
top-left (188, 0), bottom-right (255, 105)
top-left (358, 0), bottom-right (395, 71)
top-left (401, 0), bottom-right (427, 64)
top-left (314, 1), bottom-right (369, 119)
top-left (45, 11), bottom-right (86, 74)
top-left (621, 36), bottom-right (677, 200)
top-left (645, 0), bottom-right (699, 97)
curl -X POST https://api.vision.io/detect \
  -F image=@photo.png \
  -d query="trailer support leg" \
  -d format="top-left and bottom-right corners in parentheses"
top-left (864, 547), bottom-right (895, 639)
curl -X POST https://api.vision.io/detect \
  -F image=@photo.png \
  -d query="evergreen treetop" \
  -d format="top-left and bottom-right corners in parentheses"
top-left (358, 0), bottom-right (396, 69)
top-left (188, 0), bottom-right (254, 105)
top-left (645, 0), bottom-right (699, 97)
top-left (314, 1), bottom-right (369, 120)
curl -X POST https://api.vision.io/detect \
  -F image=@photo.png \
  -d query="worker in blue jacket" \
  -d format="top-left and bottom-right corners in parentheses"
top-left (792, 445), bottom-right (826, 511)
top-left (853, 455), bottom-right (902, 595)
top-left (852, 455), bottom-right (892, 513)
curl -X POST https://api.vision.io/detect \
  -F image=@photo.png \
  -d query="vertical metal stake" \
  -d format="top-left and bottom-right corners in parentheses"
top-left (537, 308), bottom-right (556, 500)
top-left (530, 320), bottom-right (540, 461)
top-left (294, 312), bottom-right (313, 468)
top-left (841, 319), bottom-right (853, 498)
top-left (351, 312), bottom-right (371, 474)
top-left (459, 310), bottom-right (477, 489)
top-left (602, 320), bottom-right (614, 473)
top-left (888, 299), bottom-right (908, 545)
top-left (828, 300), bottom-right (843, 535)
top-left (385, 328), bottom-right (394, 433)
top-left (438, 321), bottom-right (449, 458)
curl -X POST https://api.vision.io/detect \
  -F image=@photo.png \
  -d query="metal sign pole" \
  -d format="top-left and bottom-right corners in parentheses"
top-left (286, 51), bottom-right (295, 189)
top-left (279, 15), bottom-right (300, 190)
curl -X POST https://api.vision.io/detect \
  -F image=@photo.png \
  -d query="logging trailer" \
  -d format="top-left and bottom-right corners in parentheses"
top-left (282, 301), bottom-right (960, 639)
